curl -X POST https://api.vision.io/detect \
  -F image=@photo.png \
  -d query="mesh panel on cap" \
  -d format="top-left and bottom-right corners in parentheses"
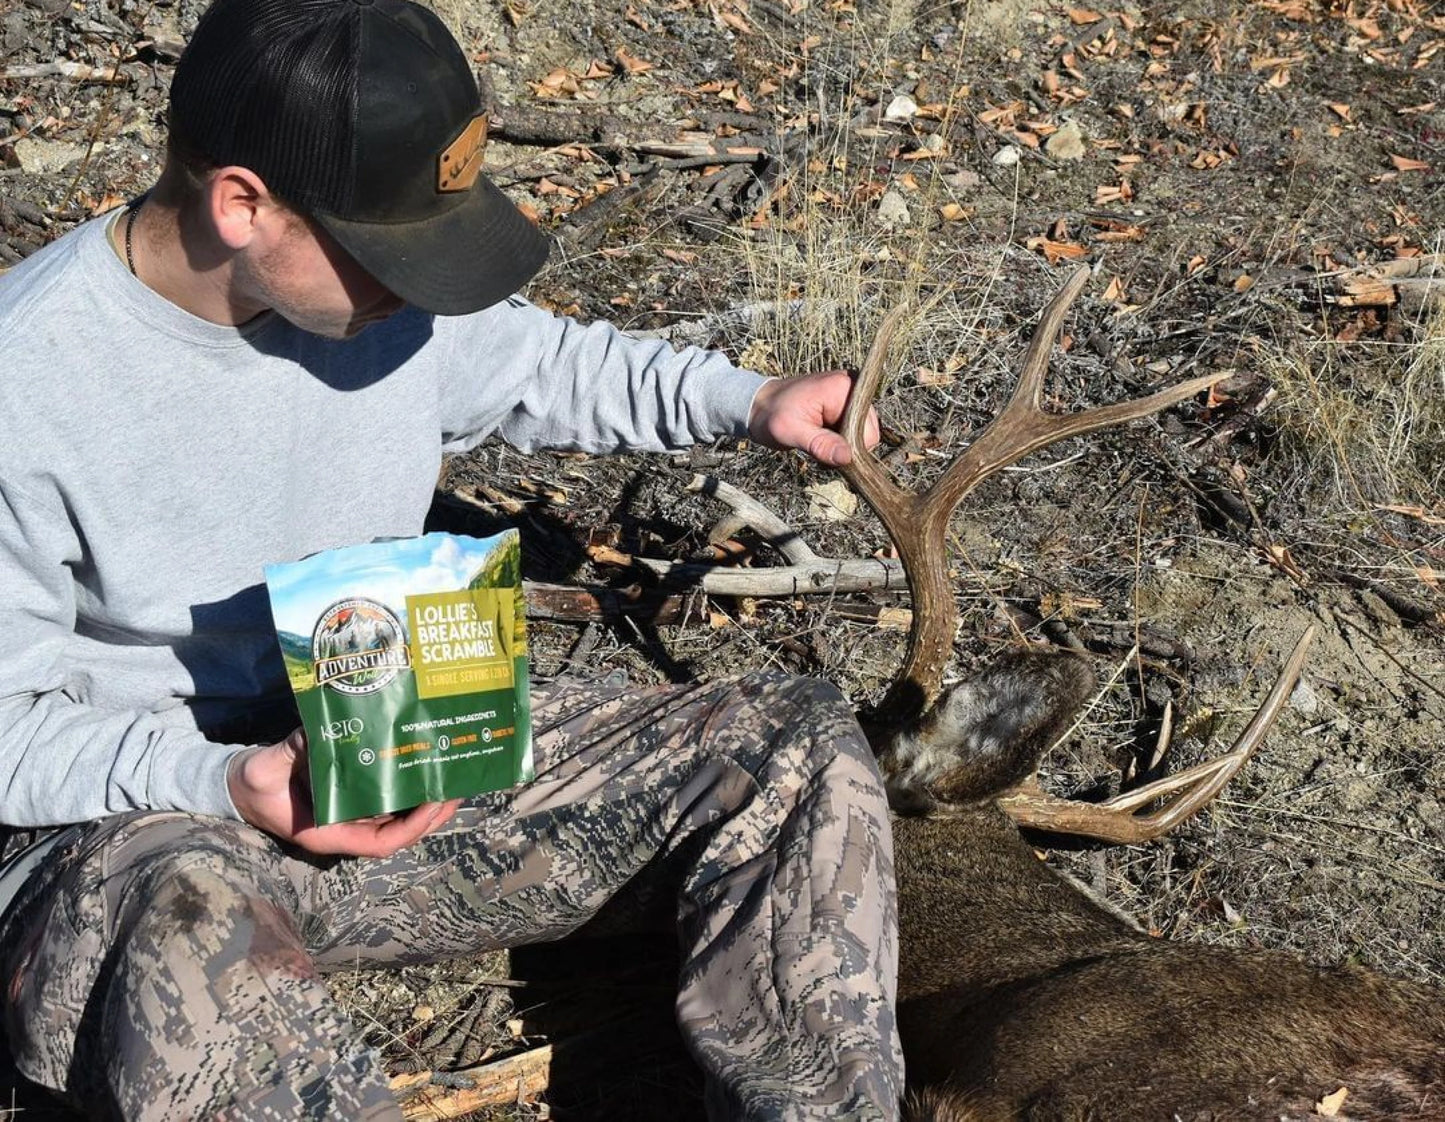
top-left (170, 0), bottom-right (359, 214)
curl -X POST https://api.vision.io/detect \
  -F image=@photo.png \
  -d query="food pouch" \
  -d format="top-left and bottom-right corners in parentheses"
top-left (264, 531), bottom-right (532, 825)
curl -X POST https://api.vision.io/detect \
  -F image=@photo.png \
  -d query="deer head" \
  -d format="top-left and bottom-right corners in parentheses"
top-left (833, 265), bottom-right (1313, 840)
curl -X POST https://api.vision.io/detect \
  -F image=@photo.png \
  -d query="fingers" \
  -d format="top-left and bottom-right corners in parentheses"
top-left (750, 370), bottom-right (880, 464)
top-left (862, 406), bottom-right (881, 449)
top-left (430, 798), bottom-right (465, 831)
top-left (293, 799), bottom-right (465, 858)
top-left (362, 800), bottom-right (448, 854)
top-left (806, 429), bottom-right (853, 466)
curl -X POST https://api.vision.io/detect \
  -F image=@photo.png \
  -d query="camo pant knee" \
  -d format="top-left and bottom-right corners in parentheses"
top-left (1, 812), bottom-right (400, 1121)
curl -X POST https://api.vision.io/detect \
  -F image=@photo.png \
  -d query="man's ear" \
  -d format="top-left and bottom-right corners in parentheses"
top-left (207, 166), bottom-right (272, 251)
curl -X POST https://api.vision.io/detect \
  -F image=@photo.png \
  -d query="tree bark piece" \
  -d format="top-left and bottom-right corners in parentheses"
top-left (394, 1045), bottom-right (553, 1120)
top-left (523, 581), bottom-right (687, 624)
top-left (1310, 254), bottom-right (1444, 314)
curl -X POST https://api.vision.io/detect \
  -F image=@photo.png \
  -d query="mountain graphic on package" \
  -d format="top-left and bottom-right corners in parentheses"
top-left (265, 531), bottom-right (532, 825)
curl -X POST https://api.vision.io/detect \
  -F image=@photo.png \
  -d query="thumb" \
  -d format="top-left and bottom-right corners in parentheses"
top-left (279, 726), bottom-right (308, 765)
top-left (805, 429), bottom-right (853, 467)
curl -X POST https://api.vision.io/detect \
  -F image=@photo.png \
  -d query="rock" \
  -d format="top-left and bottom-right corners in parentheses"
top-left (877, 189), bottom-right (911, 229)
top-left (11, 137), bottom-right (90, 175)
top-left (884, 94), bottom-right (919, 121)
top-left (1289, 678), bottom-right (1320, 715)
top-left (142, 8), bottom-right (187, 60)
top-left (992, 145), bottom-right (1021, 167)
top-left (119, 117), bottom-right (162, 148)
top-left (1356, 589), bottom-right (1401, 629)
top-left (806, 480), bottom-right (857, 522)
top-left (945, 169), bottom-right (981, 192)
top-left (3, 12), bottom-right (28, 54)
top-left (1045, 119), bottom-right (1086, 160)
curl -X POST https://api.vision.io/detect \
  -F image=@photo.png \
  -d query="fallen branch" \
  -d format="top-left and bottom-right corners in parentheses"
top-left (0, 61), bottom-right (128, 83)
top-left (1316, 254), bottom-right (1445, 314)
top-left (556, 167), bottom-right (663, 247)
top-left (626, 554), bottom-right (904, 596)
top-left (592, 473), bottom-right (906, 596)
top-left (522, 580), bottom-right (687, 623)
top-left (634, 141), bottom-right (766, 160)
top-left (394, 1045), bottom-right (552, 1120)
top-left (509, 474), bottom-right (907, 621)
top-left (691, 475), bottom-right (817, 564)
top-left (489, 105), bottom-right (634, 152)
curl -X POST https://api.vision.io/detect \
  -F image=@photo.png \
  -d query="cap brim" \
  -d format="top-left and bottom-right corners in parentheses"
top-left (314, 176), bottom-right (550, 316)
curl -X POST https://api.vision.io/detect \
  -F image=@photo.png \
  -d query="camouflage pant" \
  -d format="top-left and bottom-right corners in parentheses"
top-left (0, 674), bottom-right (901, 1121)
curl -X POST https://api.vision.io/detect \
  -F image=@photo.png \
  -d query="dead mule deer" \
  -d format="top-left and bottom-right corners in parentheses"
top-left (891, 647), bottom-right (1445, 1120)
top-left (833, 268), bottom-right (1445, 1119)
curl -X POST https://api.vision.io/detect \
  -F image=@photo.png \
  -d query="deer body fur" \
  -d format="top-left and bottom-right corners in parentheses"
top-left (886, 654), bottom-right (1445, 1121)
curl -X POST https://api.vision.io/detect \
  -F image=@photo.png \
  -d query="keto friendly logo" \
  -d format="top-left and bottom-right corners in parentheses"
top-left (312, 599), bottom-right (411, 695)
top-left (319, 717), bottom-right (365, 741)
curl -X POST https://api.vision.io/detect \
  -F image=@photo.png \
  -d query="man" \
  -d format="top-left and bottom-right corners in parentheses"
top-left (0, 0), bottom-right (901, 1119)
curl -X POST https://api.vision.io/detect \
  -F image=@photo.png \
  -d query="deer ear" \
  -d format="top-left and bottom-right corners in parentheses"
top-left (883, 651), bottom-right (1094, 809)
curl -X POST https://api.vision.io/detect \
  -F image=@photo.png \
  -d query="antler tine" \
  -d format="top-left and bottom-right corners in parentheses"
top-left (837, 273), bottom-right (1224, 731)
top-left (839, 304), bottom-right (914, 520)
top-left (997, 627), bottom-right (1316, 844)
top-left (843, 304), bottom-right (909, 451)
top-left (1009, 265), bottom-right (1091, 414)
top-left (927, 268), bottom-right (1226, 517)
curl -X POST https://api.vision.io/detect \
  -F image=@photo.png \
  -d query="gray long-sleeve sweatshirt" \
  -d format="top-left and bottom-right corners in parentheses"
top-left (0, 216), bottom-right (766, 829)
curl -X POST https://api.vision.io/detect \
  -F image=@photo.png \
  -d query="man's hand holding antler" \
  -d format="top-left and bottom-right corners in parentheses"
top-left (748, 369), bottom-right (880, 467)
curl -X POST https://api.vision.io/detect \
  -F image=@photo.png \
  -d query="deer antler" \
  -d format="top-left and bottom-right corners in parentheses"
top-left (997, 626), bottom-right (1314, 843)
top-left (838, 266), bottom-right (1222, 730)
top-left (838, 268), bottom-right (1315, 843)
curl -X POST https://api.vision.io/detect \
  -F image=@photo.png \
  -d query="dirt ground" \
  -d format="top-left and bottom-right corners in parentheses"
top-left (1, 0), bottom-right (1443, 1117)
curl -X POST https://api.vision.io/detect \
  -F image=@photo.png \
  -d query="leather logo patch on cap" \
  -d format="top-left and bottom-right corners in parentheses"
top-left (438, 113), bottom-right (489, 193)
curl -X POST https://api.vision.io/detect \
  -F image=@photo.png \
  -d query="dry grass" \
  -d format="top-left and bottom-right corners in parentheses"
top-left (731, 0), bottom-right (1040, 385)
top-left (1267, 309), bottom-right (1445, 514)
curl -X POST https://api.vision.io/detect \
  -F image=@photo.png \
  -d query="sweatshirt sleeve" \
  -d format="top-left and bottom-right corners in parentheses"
top-left (0, 480), bottom-right (242, 827)
top-left (437, 296), bottom-right (769, 454)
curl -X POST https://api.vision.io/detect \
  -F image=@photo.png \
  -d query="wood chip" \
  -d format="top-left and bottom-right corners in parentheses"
top-left (1316, 1086), bottom-right (1349, 1116)
top-left (1024, 236), bottom-right (1088, 264)
top-left (615, 47), bottom-right (654, 74)
top-left (1337, 276), bottom-right (1397, 307)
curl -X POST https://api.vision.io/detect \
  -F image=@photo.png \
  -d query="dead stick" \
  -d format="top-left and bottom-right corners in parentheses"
top-left (635, 143), bottom-right (766, 160)
top-left (395, 1045), bottom-right (552, 1120)
top-left (1059, 16), bottom-right (1117, 61)
top-left (689, 474), bottom-right (817, 564)
top-left (620, 557), bottom-right (905, 596)
top-left (0, 61), bottom-right (127, 83)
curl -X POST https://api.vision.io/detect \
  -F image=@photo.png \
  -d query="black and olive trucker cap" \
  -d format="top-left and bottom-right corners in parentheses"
top-left (169, 0), bottom-right (548, 315)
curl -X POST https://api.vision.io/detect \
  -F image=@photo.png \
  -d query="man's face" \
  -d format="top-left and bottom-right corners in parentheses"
top-left (239, 208), bottom-right (405, 339)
